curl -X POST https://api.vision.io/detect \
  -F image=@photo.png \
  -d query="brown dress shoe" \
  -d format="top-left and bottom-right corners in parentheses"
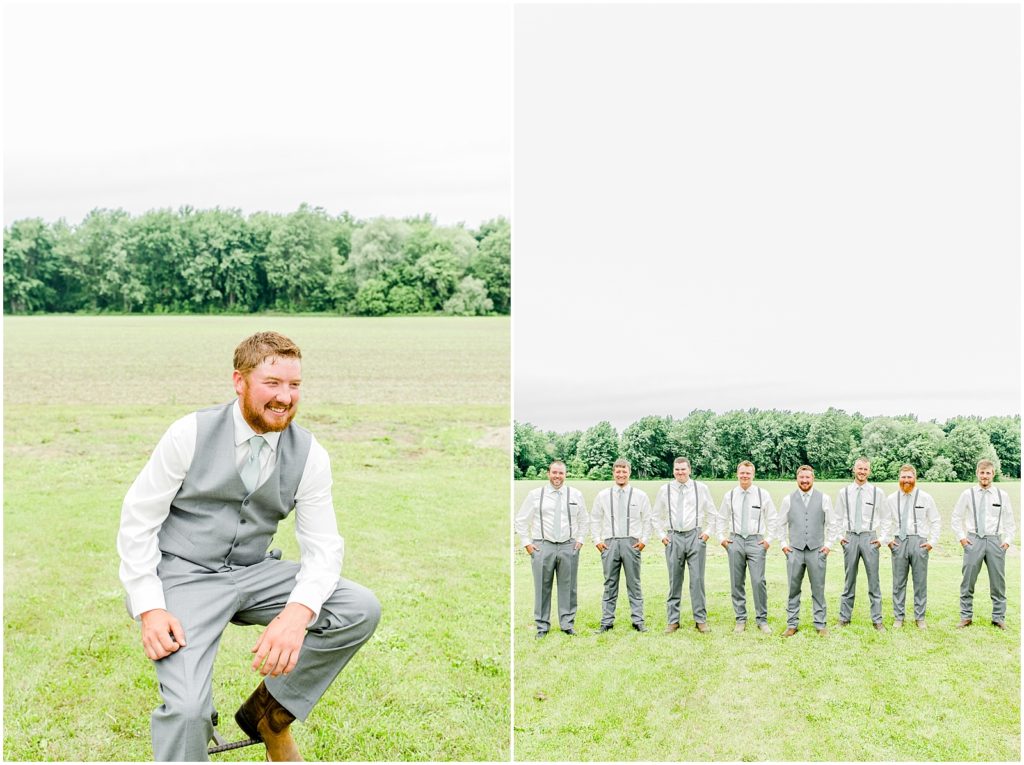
top-left (665, 623), bottom-right (680, 634)
top-left (781, 627), bottom-right (798, 638)
top-left (236, 680), bottom-right (303, 761)
top-left (757, 623), bottom-right (772, 634)
top-left (915, 619), bottom-right (927, 630)
top-left (695, 622), bottom-right (710, 634)
top-left (992, 621), bottom-right (1007, 630)
top-left (893, 620), bottom-right (904, 629)
top-left (956, 619), bottom-right (972, 628)
top-left (837, 620), bottom-right (850, 627)
top-left (873, 622), bottom-right (886, 632)
top-left (733, 622), bottom-right (746, 633)
top-left (816, 627), bottom-right (829, 636)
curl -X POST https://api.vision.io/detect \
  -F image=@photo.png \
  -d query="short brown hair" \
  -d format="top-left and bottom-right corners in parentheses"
top-left (898, 464), bottom-right (917, 478)
top-left (233, 331), bottom-right (302, 376)
top-left (737, 460), bottom-right (754, 471)
top-left (977, 459), bottom-right (996, 472)
top-left (613, 458), bottom-right (631, 470)
top-left (673, 457), bottom-right (691, 468)
top-left (797, 465), bottom-right (815, 477)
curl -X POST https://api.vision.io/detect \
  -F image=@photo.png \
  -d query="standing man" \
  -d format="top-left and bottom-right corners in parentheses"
top-left (653, 457), bottom-right (715, 634)
top-left (777, 465), bottom-right (837, 637)
top-left (881, 464), bottom-right (941, 629)
top-left (591, 458), bottom-right (652, 633)
top-left (515, 460), bottom-right (589, 638)
top-left (716, 461), bottom-right (776, 634)
top-left (834, 458), bottom-right (886, 631)
top-left (951, 459), bottom-right (1016, 630)
top-left (117, 332), bottom-right (381, 761)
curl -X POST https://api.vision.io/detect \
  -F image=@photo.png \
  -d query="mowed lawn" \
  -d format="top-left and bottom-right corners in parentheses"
top-left (4, 316), bottom-right (510, 761)
top-left (513, 479), bottom-right (1021, 762)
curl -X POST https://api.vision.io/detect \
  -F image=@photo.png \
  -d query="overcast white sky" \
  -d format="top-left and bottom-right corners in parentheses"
top-left (514, 3), bottom-right (1021, 433)
top-left (3, 2), bottom-right (510, 228)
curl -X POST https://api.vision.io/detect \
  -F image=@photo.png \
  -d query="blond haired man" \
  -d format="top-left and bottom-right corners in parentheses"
top-left (834, 458), bottom-right (886, 630)
top-left (716, 461), bottom-right (776, 634)
top-left (118, 332), bottom-right (381, 761)
top-left (515, 460), bottom-right (589, 637)
top-left (591, 458), bottom-right (652, 632)
top-left (951, 459), bottom-right (1016, 630)
top-left (881, 464), bottom-right (940, 629)
top-left (653, 457), bottom-right (715, 633)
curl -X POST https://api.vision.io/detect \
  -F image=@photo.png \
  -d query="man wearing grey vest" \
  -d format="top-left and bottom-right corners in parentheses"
top-left (515, 460), bottom-right (589, 637)
top-left (117, 332), bottom-right (381, 761)
top-left (591, 458), bottom-right (652, 632)
top-left (881, 464), bottom-right (941, 629)
top-left (653, 457), bottom-right (715, 634)
top-left (715, 461), bottom-right (776, 634)
top-left (951, 459), bottom-right (1016, 630)
top-left (834, 458), bottom-right (886, 631)
top-left (778, 465), bottom-right (838, 637)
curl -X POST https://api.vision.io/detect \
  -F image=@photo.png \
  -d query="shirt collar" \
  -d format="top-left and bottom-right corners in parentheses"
top-left (614, 483), bottom-right (630, 491)
top-left (547, 482), bottom-right (564, 492)
top-left (674, 479), bottom-right (691, 487)
top-left (233, 400), bottom-right (282, 451)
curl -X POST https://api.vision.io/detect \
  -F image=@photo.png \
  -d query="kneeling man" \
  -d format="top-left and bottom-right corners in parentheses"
top-left (118, 331), bottom-right (381, 761)
top-left (778, 465), bottom-right (837, 636)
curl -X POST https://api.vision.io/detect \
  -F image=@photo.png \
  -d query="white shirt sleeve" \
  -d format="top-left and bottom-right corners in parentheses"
top-left (776, 494), bottom-right (792, 548)
top-left (514, 488), bottom-right (539, 548)
top-left (997, 489), bottom-right (1015, 547)
top-left (288, 434), bottom-right (345, 622)
top-left (951, 489), bottom-right (970, 541)
top-left (117, 413), bottom-right (197, 618)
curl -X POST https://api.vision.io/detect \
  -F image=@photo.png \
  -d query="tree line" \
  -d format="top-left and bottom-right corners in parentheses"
top-left (3, 206), bottom-right (510, 317)
top-left (515, 409), bottom-right (1021, 482)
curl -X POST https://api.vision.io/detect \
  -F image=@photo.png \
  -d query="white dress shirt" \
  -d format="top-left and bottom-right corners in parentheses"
top-left (652, 479), bottom-right (716, 539)
top-left (880, 488), bottom-right (941, 547)
top-left (833, 482), bottom-right (886, 538)
top-left (590, 484), bottom-right (652, 545)
top-left (117, 401), bottom-right (344, 622)
top-left (775, 490), bottom-right (840, 549)
top-left (951, 485), bottom-right (1016, 546)
top-left (514, 483), bottom-right (589, 548)
top-left (714, 485), bottom-right (777, 542)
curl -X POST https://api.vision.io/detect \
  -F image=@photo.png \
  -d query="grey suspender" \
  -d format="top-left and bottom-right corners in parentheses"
top-left (610, 486), bottom-right (634, 537)
top-left (970, 487), bottom-right (1004, 536)
top-left (899, 488), bottom-right (920, 537)
top-left (667, 481), bottom-right (699, 532)
top-left (537, 486), bottom-right (573, 542)
top-left (730, 487), bottom-right (764, 534)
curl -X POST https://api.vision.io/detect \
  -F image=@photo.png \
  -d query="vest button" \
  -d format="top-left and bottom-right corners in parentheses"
top-left (243, 499), bottom-right (250, 506)
top-left (240, 519), bottom-right (247, 524)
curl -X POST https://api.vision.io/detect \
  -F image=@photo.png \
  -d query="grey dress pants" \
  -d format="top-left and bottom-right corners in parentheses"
top-left (530, 539), bottom-right (579, 633)
top-left (785, 546), bottom-right (827, 629)
top-left (600, 537), bottom-right (644, 627)
top-left (664, 529), bottom-right (707, 625)
top-left (839, 532), bottom-right (882, 624)
top-left (890, 534), bottom-right (929, 621)
top-left (960, 533), bottom-right (1008, 622)
top-left (150, 553), bottom-right (381, 761)
top-left (725, 534), bottom-right (768, 625)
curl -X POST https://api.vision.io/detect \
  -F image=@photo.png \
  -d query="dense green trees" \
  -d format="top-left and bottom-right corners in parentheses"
top-left (3, 208), bottom-right (510, 316)
top-left (514, 409), bottom-right (1020, 481)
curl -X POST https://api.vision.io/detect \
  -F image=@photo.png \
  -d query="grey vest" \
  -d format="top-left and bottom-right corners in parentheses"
top-left (787, 490), bottom-right (825, 550)
top-left (157, 402), bottom-right (313, 571)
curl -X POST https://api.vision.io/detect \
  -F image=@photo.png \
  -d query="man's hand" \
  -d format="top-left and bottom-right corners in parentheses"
top-left (574, 541), bottom-right (583, 552)
top-left (633, 541), bottom-right (645, 552)
top-left (662, 536), bottom-right (670, 546)
top-left (821, 546), bottom-right (830, 556)
top-left (759, 539), bottom-right (770, 551)
top-left (920, 542), bottom-right (933, 551)
top-left (1001, 543), bottom-right (1009, 550)
top-left (888, 541), bottom-right (898, 550)
top-left (525, 544), bottom-right (537, 556)
top-left (595, 542), bottom-right (608, 552)
top-left (140, 608), bottom-right (187, 661)
top-left (870, 540), bottom-right (881, 548)
top-left (782, 546), bottom-right (793, 555)
top-left (700, 533), bottom-right (709, 542)
top-left (721, 539), bottom-right (732, 549)
top-left (252, 603), bottom-right (314, 677)
top-left (840, 538), bottom-right (848, 546)
top-left (959, 538), bottom-right (970, 547)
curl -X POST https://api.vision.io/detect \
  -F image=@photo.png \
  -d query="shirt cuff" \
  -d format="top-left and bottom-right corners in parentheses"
top-left (128, 581), bottom-right (168, 620)
top-left (287, 583), bottom-right (334, 627)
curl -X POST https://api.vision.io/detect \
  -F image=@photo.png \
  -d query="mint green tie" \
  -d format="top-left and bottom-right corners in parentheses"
top-left (240, 435), bottom-right (266, 493)
top-left (854, 487), bottom-right (863, 532)
top-left (978, 490), bottom-right (988, 536)
top-left (740, 490), bottom-right (750, 537)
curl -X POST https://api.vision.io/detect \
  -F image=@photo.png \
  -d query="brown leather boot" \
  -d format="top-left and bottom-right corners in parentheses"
top-left (235, 681), bottom-right (303, 761)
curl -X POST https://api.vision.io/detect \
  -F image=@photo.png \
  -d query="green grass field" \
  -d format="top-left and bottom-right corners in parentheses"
top-left (513, 479), bottom-right (1021, 761)
top-left (3, 316), bottom-right (510, 761)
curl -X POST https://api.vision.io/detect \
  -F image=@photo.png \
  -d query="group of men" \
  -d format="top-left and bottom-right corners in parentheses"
top-left (516, 456), bottom-right (1015, 638)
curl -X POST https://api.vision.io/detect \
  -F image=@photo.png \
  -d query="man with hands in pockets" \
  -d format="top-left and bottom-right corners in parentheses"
top-left (515, 460), bottom-right (589, 638)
